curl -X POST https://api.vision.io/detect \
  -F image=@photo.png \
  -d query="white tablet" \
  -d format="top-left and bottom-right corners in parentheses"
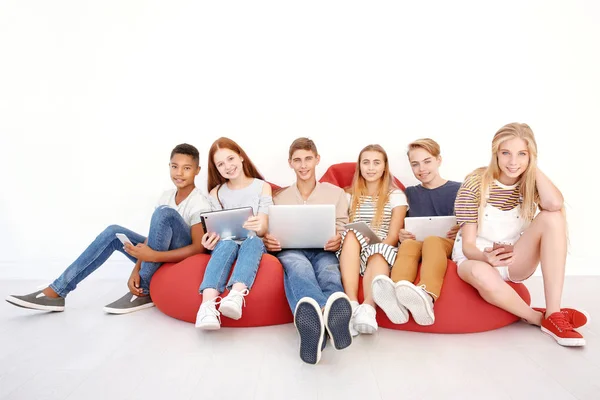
top-left (268, 204), bottom-right (336, 249)
top-left (200, 207), bottom-right (254, 241)
top-left (345, 221), bottom-right (382, 244)
top-left (404, 216), bottom-right (457, 241)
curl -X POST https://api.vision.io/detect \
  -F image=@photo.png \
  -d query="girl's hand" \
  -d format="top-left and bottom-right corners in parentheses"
top-left (483, 247), bottom-right (513, 267)
top-left (399, 229), bottom-right (416, 242)
top-left (243, 216), bottom-right (263, 234)
top-left (202, 232), bottom-right (220, 250)
top-left (446, 225), bottom-right (460, 240)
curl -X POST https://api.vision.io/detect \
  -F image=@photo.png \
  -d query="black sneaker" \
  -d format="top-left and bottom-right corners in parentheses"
top-left (294, 297), bottom-right (324, 365)
top-left (103, 293), bottom-right (154, 314)
top-left (323, 292), bottom-right (353, 350)
top-left (6, 290), bottom-right (65, 312)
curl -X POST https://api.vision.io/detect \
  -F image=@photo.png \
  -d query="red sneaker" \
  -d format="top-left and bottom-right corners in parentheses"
top-left (533, 307), bottom-right (589, 328)
top-left (541, 312), bottom-right (585, 347)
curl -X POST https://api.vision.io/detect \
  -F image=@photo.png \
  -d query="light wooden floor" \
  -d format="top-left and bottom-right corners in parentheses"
top-left (0, 276), bottom-right (598, 400)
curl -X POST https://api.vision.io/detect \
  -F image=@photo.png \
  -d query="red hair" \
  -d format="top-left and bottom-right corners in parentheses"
top-left (207, 137), bottom-right (264, 192)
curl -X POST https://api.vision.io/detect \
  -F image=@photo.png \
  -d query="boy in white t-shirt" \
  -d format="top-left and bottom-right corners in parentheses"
top-left (6, 144), bottom-right (211, 314)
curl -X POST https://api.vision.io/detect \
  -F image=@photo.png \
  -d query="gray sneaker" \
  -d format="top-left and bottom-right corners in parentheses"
top-left (103, 293), bottom-right (154, 314)
top-left (6, 290), bottom-right (65, 312)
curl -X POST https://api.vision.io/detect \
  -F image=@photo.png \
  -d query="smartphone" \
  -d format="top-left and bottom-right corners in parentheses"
top-left (493, 242), bottom-right (514, 253)
top-left (115, 233), bottom-right (134, 246)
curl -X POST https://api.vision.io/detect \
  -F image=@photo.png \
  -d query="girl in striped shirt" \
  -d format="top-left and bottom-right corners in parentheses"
top-left (338, 144), bottom-right (408, 335)
top-left (452, 123), bottom-right (586, 347)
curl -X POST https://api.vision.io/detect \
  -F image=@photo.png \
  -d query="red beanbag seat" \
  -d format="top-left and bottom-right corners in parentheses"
top-left (358, 261), bottom-right (531, 333)
top-left (321, 162), bottom-right (531, 333)
top-left (150, 253), bottom-right (293, 327)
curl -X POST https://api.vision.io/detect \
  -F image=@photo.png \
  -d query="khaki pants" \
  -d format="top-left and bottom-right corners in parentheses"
top-left (391, 237), bottom-right (454, 299)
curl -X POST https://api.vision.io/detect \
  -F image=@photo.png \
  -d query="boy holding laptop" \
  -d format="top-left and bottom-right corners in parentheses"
top-left (263, 138), bottom-right (352, 365)
top-left (372, 139), bottom-right (460, 326)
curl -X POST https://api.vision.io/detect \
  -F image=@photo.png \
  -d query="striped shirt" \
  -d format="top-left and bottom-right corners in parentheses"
top-left (455, 172), bottom-right (520, 225)
top-left (347, 190), bottom-right (408, 240)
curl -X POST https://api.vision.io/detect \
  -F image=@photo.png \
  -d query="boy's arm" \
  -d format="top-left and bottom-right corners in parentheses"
top-left (152, 223), bottom-right (207, 263)
top-left (335, 189), bottom-right (350, 233)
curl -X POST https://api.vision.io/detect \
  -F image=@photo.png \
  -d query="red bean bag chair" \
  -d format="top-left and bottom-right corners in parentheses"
top-left (150, 180), bottom-right (294, 327)
top-left (320, 162), bottom-right (531, 333)
top-left (319, 162), bottom-right (405, 190)
top-left (150, 253), bottom-right (293, 327)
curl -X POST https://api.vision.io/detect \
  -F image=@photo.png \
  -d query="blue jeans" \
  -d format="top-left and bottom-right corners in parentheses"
top-left (50, 206), bottom-right (191, 297)
top-left (277, 249), bottom-right (343, 312)
top-left (199, 236), bottom-right (265, 293)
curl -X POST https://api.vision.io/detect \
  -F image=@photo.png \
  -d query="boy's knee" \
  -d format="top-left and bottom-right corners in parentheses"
top-left (152, 206), bottom-right (178, 221)
top-left (400, 239), bottom-right (420, 248)
top-left (423, 236), bottom-right (444, 246)
top-left (104, 224), bottom-right (125, 236)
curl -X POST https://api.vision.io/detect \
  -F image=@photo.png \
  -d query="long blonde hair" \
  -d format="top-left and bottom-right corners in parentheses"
top-left (349, 144), bottom-right (398, 230)
top-left (476, 123), bottom-right (539, 225)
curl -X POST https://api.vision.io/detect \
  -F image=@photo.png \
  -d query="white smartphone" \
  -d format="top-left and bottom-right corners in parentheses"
top-left (115, 233), bottom-right (134, 246)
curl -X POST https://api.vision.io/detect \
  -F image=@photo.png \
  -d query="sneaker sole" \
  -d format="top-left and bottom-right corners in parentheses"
top-left (541, 327), bottom-right (586, 347)
top-left (354, 322), bottom-right (377, 335)
top-left (372, 278), bottom-right (408, 324)
top-left (294, 299), bottom-right (324, 365)
top-left (324, 295), bottom-right (352, 351)
top-left (219, 303), bottom-right (242, 320)
top-left (103, 302), bottom-right (155, 315)
top-left (195, 321), bottom-right (221, 330)
top-left (5, 296), bottom-right (64, 312)
top-left (395, 284), bottom-right (435, 326)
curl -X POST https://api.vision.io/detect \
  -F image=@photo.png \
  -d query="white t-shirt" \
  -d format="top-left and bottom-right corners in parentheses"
top-left (156, 188), bottom-right (212, 227)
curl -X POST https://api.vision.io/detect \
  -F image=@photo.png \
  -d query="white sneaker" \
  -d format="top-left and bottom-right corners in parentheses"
top-left (195, 298), bottom-right (221, 330)
top-left (395, 281), bottom-right (435, 326)
top-left (371, 275), bottom-right (409, 324)
top-left (353, 304), bottom-right (378, 334)
top-left (219, 288), bottom-right (249, 320)
top-left (349, 300), bottom-right (360, 337)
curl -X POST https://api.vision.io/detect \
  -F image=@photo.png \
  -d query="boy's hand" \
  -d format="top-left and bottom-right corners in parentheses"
top-left (201, 232), bottom-right (220, 250)
top-left (446, 225), bottom-right (460, 240)
top-left (124, 243), bottom-right (157, 262)
top-left (263, 233), bottom-right (281, 252)
top-left (243, 216), bottom-right (263, 233)
top-left (399, 229), bottom-right (416, 242)
top-left (324, 233), bottom-right (342, 251)
top-left (127, 269), bottom-right (143, 296)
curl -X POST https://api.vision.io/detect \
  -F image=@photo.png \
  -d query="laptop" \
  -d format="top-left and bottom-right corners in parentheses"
top-left (268, 204), bottom-right (336, 249)
top-left (200, 206), bottom-right (254, 241)
top-left (404, 215), bottom-right (457, 241)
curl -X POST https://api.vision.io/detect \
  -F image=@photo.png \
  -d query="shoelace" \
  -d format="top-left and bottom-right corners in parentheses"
top-left (200, 297), bottom-right (222, 323)
top-left (548, 312), bottom-right (574, 332)
top-left (418, 284), bottom-right (437, 302)
top-left (225, 289), bottom-right (249, 307)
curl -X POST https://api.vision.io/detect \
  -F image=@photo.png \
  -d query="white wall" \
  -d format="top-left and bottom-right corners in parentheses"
top-left (1, 0), bottom-right (599, 280)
